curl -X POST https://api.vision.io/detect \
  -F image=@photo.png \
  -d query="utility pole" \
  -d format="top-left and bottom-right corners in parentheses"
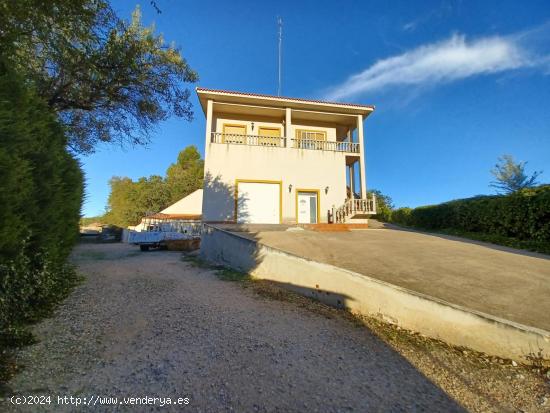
top-left (277, 16), bottom-right (283, 96)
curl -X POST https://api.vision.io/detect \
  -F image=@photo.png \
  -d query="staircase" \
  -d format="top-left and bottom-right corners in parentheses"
top-left (333, 196), bottom-right (376, 224)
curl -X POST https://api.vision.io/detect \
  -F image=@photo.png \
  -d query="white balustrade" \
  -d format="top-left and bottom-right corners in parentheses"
top-left (333, 194), bottom-right (377, 223)
top-left (210, 132), bottom-right (360, 153)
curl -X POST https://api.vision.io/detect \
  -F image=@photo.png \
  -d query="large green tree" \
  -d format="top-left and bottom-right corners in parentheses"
top-left (104, 175), bottom-right (170, 227)
top-left (165, 146), bottom-right (204, 204)
top-left (103, 146), bottom-right (204, 226)
top-left (0, 0), bottom-right (198, 153)
top-left (135, 175), bottom-right (172, 217)
top-left (103, 177), bottom-right (135, 226)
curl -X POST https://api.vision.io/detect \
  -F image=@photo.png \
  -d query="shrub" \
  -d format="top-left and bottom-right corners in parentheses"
top-left (0, 61), bottom-right (83, 343)
top-left (390, 186), bottom-right (550, 250)
top-left (368, 189), bottom-right (394, 222)
top-left (391, 207), bottom-right (413, 227)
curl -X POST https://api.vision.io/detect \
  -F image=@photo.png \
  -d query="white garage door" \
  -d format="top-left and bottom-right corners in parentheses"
top-left (237, 182), bottom-right (280, 224)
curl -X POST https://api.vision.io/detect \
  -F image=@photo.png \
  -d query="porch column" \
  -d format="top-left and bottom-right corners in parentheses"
top-left (349, 163), bottom-right (355, 199)
top-left (204, 99), bottom-right (213, 157)
top-left (285, 107), bottom-right (292, 147)
top-left (357, 114), bottom-right (367, 198)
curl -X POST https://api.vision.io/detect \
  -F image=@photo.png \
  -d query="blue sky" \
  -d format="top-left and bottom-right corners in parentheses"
top-left (81, 0), bottom-right (550, 216)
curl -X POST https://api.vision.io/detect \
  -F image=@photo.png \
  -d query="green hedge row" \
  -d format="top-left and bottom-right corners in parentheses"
top-left (0, 62), bottom-right (83, 342)
top-left (391, 186), bottom-right (550, 244)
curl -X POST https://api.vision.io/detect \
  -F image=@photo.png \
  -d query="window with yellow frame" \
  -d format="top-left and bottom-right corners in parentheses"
top-left (258, 126), bottom-right (281, 146)
top-left (295, 129), bottom-right (326, 149)
top-left (222, 123), bottom-right (247, 144)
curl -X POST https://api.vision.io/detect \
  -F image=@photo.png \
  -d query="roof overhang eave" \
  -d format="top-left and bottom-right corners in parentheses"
top-left (196, 87), bottom-right (375, 117)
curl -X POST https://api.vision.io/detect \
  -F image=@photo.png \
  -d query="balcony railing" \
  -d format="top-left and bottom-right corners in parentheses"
top-left (292, 139), bottom-right (360, 153)
top-left (211, 132), bottom-right (360, 153)
top-left (333, 196), bottom-right (377, 223)
top-left (211, 132), bottom-right (285, 147)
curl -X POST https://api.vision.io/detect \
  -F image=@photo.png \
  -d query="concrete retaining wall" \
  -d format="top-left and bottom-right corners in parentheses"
top-left (200, 224), bottom-right (550, 364)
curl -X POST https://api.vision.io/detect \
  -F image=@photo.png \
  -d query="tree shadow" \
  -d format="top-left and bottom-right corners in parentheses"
top-left (202, 171), bottom-right (249, 223)
top-left (254, 279), bottom-right (516, 412)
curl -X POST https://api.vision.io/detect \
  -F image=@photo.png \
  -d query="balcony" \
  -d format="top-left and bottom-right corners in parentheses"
top-left (211, 132), bottom-right (359, 153)
top-left (291, 139), bottom-right (359, 153)
top-left (211, 132), bottom-right (285, 147)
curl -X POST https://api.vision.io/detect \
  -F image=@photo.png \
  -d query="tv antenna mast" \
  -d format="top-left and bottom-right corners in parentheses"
top-left (277, 16), bottom-right (283, 96)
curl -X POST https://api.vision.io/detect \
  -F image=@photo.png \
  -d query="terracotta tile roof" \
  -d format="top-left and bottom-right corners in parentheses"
top-left (196, 87), bottom-right (375, 110)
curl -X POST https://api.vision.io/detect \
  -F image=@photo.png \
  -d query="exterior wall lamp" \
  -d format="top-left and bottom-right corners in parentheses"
top-left (325, 186), bottom-right (329, 194)
top-left (251, 121), bottom-right (255, 131)
top-left (288, 184), bottom-right (293, 192)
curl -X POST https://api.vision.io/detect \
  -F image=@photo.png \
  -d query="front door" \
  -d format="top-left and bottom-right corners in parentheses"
top-left (297, 191), bottom-right (318, 224)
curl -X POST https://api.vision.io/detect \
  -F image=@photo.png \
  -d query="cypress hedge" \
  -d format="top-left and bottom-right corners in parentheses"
top-left (0, 62), bottom-right (83, 343)
top-left (391, 186), bottom-right (550, 253)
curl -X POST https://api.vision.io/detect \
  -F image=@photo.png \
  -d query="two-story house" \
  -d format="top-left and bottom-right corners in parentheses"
top-left (197, 88), bottom-right (376, 225)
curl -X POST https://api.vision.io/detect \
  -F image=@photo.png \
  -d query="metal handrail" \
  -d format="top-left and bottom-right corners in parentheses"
top-left (210, 132), bottom-right (360, 153)
top-left (292, 139), bottom-right (360, 153)
top-left (211, 132), bottom-right (285, 147)
top-left (142, 218), bottom-right (202, 236)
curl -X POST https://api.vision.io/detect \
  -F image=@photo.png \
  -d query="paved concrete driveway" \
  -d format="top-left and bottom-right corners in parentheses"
top-left (239, 228), bottom-right (550, 331)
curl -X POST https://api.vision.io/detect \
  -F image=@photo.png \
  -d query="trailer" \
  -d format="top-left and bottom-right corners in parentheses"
top-left (127, 215), bottom-right (202, 251)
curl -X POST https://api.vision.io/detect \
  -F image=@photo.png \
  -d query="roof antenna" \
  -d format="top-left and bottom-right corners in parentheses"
top-left (277, 16), bottom-right (283, 96)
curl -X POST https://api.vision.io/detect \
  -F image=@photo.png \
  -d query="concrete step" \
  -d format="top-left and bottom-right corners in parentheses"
top-left (299, 223), bottom-right (369, 232)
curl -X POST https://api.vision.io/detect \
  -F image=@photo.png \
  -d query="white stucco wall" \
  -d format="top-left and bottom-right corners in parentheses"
top-left (161, 189), bottom-right (203, 215)
top-left (202, 142), bottom-right (348, 223)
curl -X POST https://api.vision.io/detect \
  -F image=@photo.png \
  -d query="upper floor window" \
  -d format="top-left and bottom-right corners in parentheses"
top-left (258, 127), bottom-right (281, 146)
top-left (295, 129), bottom-right (326, 141)
top-left (295, 129), bottom-right (326, 150)
top-left (222, 124), bottom-right (247, 144)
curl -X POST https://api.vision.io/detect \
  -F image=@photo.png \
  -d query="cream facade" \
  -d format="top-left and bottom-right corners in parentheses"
top-left (161, 189), bottom-right (203, 216)
top-left (197, 88), bottom-right (376, 225)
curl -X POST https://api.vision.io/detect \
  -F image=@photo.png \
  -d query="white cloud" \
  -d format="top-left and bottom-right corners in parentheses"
top-left (323, 33), bottom-right (536, 101)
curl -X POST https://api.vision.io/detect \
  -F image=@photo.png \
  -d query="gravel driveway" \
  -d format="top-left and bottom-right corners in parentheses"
top-left (4, 243), bottom-right (548, 412)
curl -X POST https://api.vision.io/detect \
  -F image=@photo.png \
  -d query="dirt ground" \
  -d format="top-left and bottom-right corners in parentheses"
top-left (3, 243), bottom-right (549, 412)
top-left (236, 227), bottom-right (550, 331)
